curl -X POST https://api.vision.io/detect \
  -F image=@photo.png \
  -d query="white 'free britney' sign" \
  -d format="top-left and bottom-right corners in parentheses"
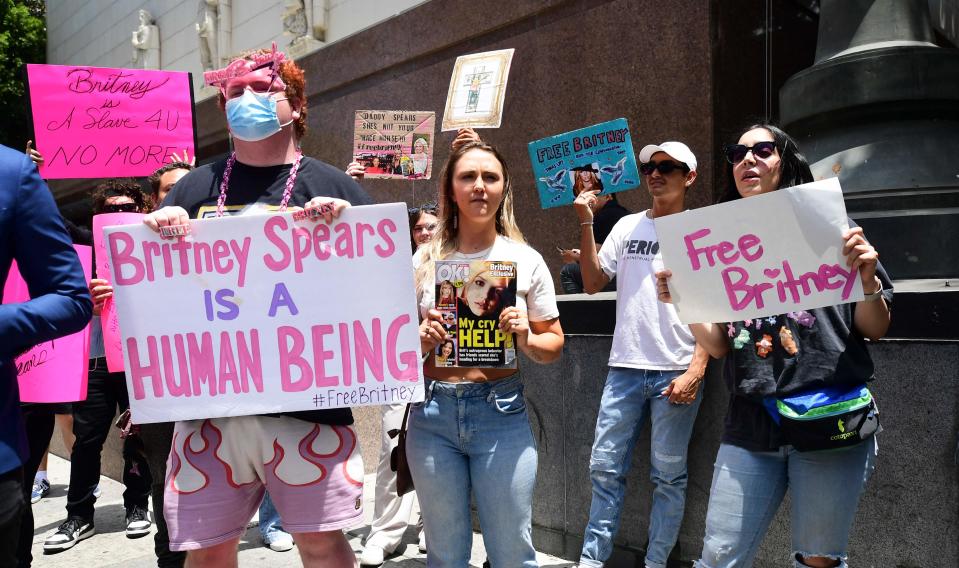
top-left (655, 178), bottom-right (864, 324)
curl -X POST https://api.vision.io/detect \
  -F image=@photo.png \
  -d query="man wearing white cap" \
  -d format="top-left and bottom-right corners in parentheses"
top-left (571, 141), bottom-right (710, 568)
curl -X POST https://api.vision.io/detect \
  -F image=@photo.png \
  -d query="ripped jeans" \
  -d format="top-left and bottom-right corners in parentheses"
top-left (407, 376), bottom-right (538, 568)
top-left (696, 438), bottom-right (877, 568)
top-left (579, 367), bottom-right (703, 568)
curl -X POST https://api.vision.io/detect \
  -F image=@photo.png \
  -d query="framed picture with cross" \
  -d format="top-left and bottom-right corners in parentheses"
top-left (441, 48), bottom-right (515, 131)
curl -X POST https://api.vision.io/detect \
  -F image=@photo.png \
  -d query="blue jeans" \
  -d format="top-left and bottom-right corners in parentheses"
top-left (696, 438), bottom-right (877, 568)
top-left (580, 367), bottom-right (703, 568)
top-left (407, 376), bottom-right (538, 568)
top-left (258, 491), bottom-right (287, 541)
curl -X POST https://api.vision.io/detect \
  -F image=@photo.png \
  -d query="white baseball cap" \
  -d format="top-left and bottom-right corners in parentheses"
top-left (638, 141), bottom-right (697, 173)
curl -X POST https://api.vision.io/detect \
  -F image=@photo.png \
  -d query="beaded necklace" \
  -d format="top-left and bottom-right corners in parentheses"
top-left (215, 149), bottom-right (304, 218)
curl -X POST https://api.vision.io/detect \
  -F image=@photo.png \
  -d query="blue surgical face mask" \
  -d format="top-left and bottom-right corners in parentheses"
top-left (225, 89), bottom-right (292, 142)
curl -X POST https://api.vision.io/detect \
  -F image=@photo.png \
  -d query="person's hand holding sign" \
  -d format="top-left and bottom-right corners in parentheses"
top-left (451, 128), bottom-right (481, 151)
top-left (302, 197), bottom-right (350, 225)
top-left (25, 140), bottom-right (44, 167)
top-left (842, 226), bottom-right (880, 293)
top-left (144, 206), bottom-right (191, 239)
top-left (345, 159), bottom-right (365, 180)
top-left (573, 189), bottom-right (601, 224)
top-left (89, 278), bottom-right (113, 316)
top-left (419, 308), bottom-right (447, 357)
top-left (842, 225), bottom-right (889, 340)
top-left (498, 306), bottom-right (529, 335)
top-left (655, 269), bottom-right (674, 303)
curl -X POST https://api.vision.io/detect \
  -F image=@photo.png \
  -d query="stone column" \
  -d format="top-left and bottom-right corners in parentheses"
top-left (780, 0), bottom-right (959, 280)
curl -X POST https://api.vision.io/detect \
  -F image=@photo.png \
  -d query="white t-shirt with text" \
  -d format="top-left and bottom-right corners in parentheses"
top-left (598, 211), bottom-right (694, 370)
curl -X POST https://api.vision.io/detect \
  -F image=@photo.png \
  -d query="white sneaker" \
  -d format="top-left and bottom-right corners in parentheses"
top-left (359, 545), bottom-right (386, 566)
top-left (125, 506), bottom-right (152, 538)
top-left (31, 478), bottom-right (50, 503)
top-left (264, 530), bottom-right (294, 552)
top-left (418, 531), bottom-right (427, 553)
top-left (43, 518), bottom-right (95, 551)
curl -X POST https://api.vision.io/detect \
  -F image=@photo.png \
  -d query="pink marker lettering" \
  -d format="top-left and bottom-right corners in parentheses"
top-left (109, 232), bottom-right (144, 285)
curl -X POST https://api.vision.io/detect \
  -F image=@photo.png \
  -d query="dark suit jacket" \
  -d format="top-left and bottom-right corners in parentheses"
top-left (0, 145), bottom-right (91, 474)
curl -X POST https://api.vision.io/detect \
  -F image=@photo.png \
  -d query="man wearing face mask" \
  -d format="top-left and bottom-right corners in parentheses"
top-left (144, 44), bottom-right (372, 567)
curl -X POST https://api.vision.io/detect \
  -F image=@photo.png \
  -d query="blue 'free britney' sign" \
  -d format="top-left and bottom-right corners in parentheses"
top-left (527, 117), bottom-right (640, 209)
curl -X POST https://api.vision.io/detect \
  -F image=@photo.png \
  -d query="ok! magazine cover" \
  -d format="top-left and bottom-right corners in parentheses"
top-left (434, 260), bottom-right (517, 368)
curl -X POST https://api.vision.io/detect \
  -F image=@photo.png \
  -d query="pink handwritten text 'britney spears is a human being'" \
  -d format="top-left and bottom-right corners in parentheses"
top-left (104, 204), bottom-right (424, 423)
top-left (682, 228), bottom-right (859, 311)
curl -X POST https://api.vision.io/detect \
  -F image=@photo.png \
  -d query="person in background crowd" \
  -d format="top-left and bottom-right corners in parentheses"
top-left (657, 124), bottom-right (891, 568)
top-left (408, 202), bottom-right (439, 251)
top-left (145, 45), bottom-right (370, 567)
top-left (43, 179), bottom-right (155, 553)
top-left (25, 140), bottom-right (81, 513)
top-left (356, 199), bottom-right (438, 566)
top-left (26, 143), bottom-right (189, 566)
top-left (411, 137), bottom-right (564, 567)
top-left (147, 153), bottom-right (193, 207)
top-left (258, 492), bottom-right (295, 553)
top-left (138, 155), bottom-right (195, 568)
top-left (0, 143), bottom-right (92, 567)
top-left (558, 191), bottom-right (630, 294)
top-left (29, 407), bottom-right (74, 504)
top-left (572, 141), bottom-right (710, 568)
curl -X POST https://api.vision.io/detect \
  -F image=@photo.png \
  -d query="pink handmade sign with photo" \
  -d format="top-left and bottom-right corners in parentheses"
top-left (93, 213), bottom-right (145, 372)
top-left (26, 64), bottom-right (196, 179)
top-left (3, 245), bottom-right (93, 403)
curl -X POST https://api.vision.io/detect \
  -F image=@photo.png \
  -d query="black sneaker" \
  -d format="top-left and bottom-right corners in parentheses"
top-left (125, 505), bottom-right (152, 538)
top-left (43, 518), bottom-right (94, 551)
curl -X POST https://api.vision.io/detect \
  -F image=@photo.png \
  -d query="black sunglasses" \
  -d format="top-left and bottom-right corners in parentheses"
top-left (101, 202), bottom-right (139, 213)
top-left (639, 160), bottom-right (689, 176)
top-left (724, 141), bottom-right (777, 164)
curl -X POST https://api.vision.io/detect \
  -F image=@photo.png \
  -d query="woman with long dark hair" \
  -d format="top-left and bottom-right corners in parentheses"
top-left (412, 140), bottom-right (564, 567)
top-left (658, 124), bottom-right (892, 568)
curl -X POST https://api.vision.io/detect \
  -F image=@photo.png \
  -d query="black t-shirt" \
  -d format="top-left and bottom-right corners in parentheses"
top-left (721, 257), bottom-right (894, 451)
top-left (593, 199), bottom-right (630, 245)
top-left (163, 156), bottom-right (374, 426)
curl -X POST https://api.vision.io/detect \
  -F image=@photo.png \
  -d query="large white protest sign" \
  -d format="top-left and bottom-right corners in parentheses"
top-left (104, 204), bottom-right (424, 423)
top-left (655, 178), bottom-right (864, 324)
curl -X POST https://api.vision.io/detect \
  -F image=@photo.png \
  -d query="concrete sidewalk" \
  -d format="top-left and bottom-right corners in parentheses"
top-left (29, 455), bottom-right (574, 567)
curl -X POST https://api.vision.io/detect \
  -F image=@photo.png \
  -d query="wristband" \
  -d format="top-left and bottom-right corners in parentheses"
top-left (159, 224), bottom-right (191, 238)
top-left (862, 278), bottom-right (883, 302)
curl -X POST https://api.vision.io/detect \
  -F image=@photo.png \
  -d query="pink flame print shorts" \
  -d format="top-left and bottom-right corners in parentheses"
top-left (163, 415), bottom-right (364, 551)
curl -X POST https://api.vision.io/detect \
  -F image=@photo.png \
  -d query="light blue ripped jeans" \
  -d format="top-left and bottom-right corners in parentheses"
top-left (579, 367), bottom-right (703, 568)
top-left (407, 376), bottom-right (538, 568)
top-left (696, 437), bottom-right (877, 568)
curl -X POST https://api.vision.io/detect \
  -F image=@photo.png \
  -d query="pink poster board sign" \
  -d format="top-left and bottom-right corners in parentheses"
top-left (94, 213), bottom-right (145, 372)
top-left (26, 64), bottom-right (196, 179)
top-left (3, 245), bottom-right (93, 403)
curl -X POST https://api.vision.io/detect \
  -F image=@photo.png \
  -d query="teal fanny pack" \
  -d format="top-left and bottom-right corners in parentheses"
top-left (764, 384), bottom-right (879, 452)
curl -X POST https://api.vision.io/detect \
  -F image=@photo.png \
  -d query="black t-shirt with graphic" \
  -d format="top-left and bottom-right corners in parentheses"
top-left (163, 155), bottom-right (374, 426)
top-left (721, 258), bottom-right (894, 452)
